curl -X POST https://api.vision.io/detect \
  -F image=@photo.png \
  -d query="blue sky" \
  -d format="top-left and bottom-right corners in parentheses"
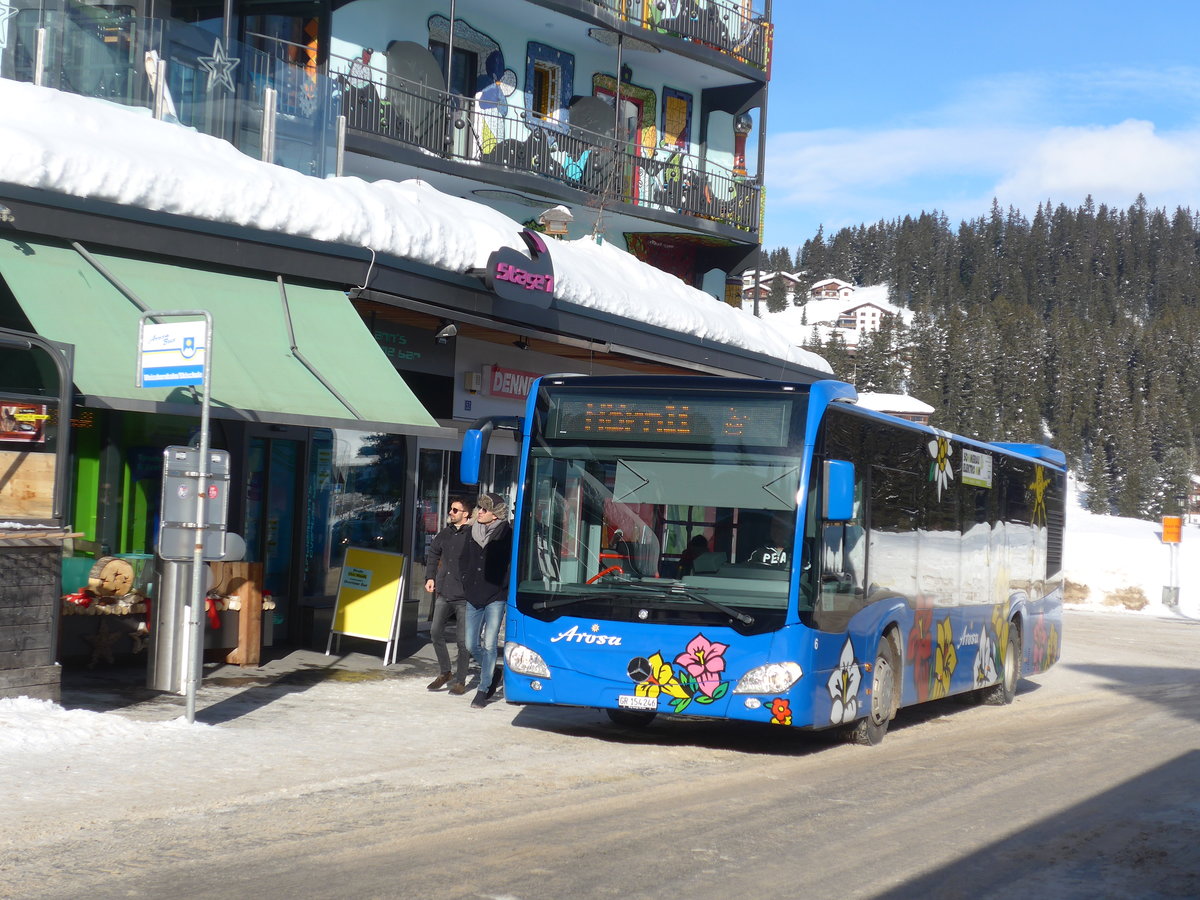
top-left (762, 0), bottom-right (1200, 254)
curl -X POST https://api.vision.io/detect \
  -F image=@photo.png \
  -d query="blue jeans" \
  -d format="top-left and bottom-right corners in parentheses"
top-left (465, 600), bottom-right (505, 693)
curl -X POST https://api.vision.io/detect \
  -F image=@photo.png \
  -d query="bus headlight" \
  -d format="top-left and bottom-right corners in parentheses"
top-left (505, 643), bottom-right (550, 678)
top-left (732, 662), bottom-right (803, 694)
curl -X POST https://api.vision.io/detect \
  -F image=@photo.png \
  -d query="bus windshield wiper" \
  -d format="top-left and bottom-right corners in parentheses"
top-left (665, 584), bottom-right (755, 625)
top-left (531, 583), bottom-right (664, 611)
top-left (532, 583), bottom-right (754, 625)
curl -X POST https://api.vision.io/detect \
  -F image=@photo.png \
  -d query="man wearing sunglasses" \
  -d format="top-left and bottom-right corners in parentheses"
top-left (423, 496), bottom-right (474, 694)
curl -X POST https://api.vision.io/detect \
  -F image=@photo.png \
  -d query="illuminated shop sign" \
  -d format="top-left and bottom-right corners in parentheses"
top-left (0, 403), bottom-right (48, 443)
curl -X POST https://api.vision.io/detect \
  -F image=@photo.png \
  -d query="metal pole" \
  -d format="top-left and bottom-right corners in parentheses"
top-left (33, 28), bottom-right (46, 87)
top-left (335, 114), bottom-right (347, 176)
top-left (445, 0), bottom-right (457, 89)
top-left (613, 34), bottom-right (623, 145)
top-left (184, 312), bottom-right (213, 723)
top-left (261, 86), bottom-right (277, 162)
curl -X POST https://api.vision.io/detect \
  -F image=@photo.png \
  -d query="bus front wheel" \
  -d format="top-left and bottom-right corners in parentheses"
top-left (852, 635), bottom-right (898, 746)
top-left (983, 626), bottom-right (1021, 705)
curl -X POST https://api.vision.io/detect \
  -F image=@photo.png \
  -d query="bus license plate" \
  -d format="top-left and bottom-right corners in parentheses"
top-left (618, 694), bottom-right (657, 711)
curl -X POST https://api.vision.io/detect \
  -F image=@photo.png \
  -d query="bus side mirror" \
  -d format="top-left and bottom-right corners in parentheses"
top-left (461, 429), bottom-right (484, 485)
top-left (823, 459), bottom-right (855, 521)
top-left (459, 415), bottom-right (523, 485)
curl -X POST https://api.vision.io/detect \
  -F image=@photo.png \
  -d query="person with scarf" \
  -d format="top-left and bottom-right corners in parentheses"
top-left (458, 492), bottom-right (512, 708)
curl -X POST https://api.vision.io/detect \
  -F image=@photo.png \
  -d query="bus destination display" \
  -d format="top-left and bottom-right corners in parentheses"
top-left (548, 394), bottom-right (792, 446)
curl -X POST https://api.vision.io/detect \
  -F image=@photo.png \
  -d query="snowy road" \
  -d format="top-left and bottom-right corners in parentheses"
top-left (2, 610), bottom-right (1198, 899)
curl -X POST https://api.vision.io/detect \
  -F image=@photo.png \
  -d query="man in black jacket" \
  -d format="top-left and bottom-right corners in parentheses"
top-left (459, 492), bottom-right (513, 708)
top-left (423, 496), bottom-right (473, 694)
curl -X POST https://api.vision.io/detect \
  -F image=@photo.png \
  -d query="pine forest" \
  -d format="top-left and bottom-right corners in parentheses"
top-left (772, 195), bottom-right (1200, 521)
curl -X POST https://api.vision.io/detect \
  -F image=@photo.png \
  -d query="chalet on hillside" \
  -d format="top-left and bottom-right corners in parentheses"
top-left (809, 278), bottom-right (855, 302)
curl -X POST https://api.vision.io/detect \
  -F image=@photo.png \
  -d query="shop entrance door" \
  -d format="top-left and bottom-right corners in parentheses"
top-left (412, 447), bottom-right (518, 619)
top-left (244, 433), bottom-right (305, 642)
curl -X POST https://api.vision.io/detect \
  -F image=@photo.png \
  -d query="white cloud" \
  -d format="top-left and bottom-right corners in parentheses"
top-left (994, 119), bottom-right (1200, 202)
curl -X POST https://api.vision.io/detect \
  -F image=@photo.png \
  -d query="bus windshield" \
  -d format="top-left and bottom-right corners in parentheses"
top-left (515, 441), bottom-right (803, 634)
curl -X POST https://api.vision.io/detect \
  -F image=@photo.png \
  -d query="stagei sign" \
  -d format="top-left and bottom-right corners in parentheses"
top-left (484, 229), bottom-right (555, 308)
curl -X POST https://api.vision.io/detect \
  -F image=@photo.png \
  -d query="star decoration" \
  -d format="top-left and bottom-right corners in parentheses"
top-left (198, 38), bottom-right (240, 94)
top-left (0, 3), bottom-right (19, 53)
top-left (83, 621), bottom-right (122, 668)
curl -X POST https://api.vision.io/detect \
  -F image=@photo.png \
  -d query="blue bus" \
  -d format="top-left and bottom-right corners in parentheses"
top-left (461, 375), bottom-right (1065, 744)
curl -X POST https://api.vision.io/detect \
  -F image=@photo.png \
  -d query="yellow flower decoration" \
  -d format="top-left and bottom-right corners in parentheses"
top-left (932, 617), bottom-right (957, 699)
top-left (636, 651), bottom-right (689, 700)
top-left (927, 435), bottom-right (954, 501)
top-left (990, 603), bottom-right (1009, 654)
top-left (1030, 465), bottom-right (1051, 526)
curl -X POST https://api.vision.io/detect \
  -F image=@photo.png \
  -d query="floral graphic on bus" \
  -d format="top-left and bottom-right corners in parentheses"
top-left (768, 697), bottom-right (792, 725)
top-left (626, 633), bottom-right (730, 713)
top-left (1032, 614), bottom-right (1060, 672)
top-left (676, 634), bottom-right (729, 699)
top-left (990, 603), bottom-right (1010, 661)
top-left (1030, 465), bottom-right (1051, 526)
top-left (907, 608), bottom-right (934, 702)
top-left (827, 638), bottom-right (861, 724)
top-left (931, 618), bottom-right (958, 699)
top-left (974, 629), bottom-right (998, 687)
top-left (927, 434), bottom-right (954, 500)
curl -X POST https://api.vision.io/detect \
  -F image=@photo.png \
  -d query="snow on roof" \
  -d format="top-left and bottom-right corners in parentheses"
top-left (0, 80), bottom-right (829, 374)
top-left (842, 300), bottom-right (893, 313)
top-left (856, 392), bottom-right (935, 415)
top-left (810, 277), bottom-right (853, 290)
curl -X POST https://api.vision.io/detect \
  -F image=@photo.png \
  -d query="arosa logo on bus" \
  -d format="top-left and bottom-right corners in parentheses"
top-left (550, 624), bottom-right (623, 646)
top-left (485, 229), bottom-right (555, 308)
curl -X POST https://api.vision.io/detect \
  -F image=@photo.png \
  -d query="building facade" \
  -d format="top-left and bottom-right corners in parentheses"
top-left (0, 0), bottom-right (809, 691)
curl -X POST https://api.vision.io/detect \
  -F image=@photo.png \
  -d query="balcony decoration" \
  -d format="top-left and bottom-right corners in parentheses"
top-left (537, 206), bottom-right (573, 237)
top-left (197, 39), bottom-right (241, 94)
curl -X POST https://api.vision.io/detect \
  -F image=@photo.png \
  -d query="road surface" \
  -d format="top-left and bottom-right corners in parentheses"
top-left (3, 610), bottom-right (1197, 899)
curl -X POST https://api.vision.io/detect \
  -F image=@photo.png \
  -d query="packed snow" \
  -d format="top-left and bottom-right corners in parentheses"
top-left (0, 79), bottom-right (829, 373)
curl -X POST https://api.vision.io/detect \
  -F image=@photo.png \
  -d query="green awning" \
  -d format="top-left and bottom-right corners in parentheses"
top-left (0, 238), bottom-right (446, 436)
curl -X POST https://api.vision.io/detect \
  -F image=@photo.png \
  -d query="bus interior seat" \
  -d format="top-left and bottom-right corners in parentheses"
top-left (691, 551), bottom-right (727, 574)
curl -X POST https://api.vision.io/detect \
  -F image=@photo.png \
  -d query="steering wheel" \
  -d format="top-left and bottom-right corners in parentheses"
top-left (586, 565), bottom-right (624, 584)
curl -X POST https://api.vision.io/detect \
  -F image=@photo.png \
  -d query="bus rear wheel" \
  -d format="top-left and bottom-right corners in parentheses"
top-left (983, 626), bottom-right (1021, 705)
top-left (852, 635), bottom-right (898, 746)
top-left (606, 708), bottom-right (656, 728)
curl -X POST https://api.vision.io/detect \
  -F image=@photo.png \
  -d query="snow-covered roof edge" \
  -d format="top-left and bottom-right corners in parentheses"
top-left (0, 80), bottom-right (830, 375)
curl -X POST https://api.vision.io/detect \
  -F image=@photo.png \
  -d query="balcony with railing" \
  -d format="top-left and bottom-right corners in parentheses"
top-left (1, 8), bottom-right (761, 234)
top-left (330, 49), bottom-right (760, 233)
top-left (578, 0), bottom-right (771, 71)
top-left (2, 8), bottom-right (339, 176)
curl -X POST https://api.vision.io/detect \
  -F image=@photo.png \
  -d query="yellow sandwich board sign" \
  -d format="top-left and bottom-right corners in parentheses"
top-left (326, 547), bottom-right (407, 664)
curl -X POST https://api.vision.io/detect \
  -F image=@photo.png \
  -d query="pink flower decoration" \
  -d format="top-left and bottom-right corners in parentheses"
top-left (675, 634), bottom-right (729, 697)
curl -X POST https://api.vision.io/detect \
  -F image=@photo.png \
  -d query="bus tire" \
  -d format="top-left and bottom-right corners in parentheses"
top-left (983, 625), bottom-right (1021, 706)
top-left (852, 633), bottom-right (899, 746)
top-left (606, 708), bottom-right (656, 728)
